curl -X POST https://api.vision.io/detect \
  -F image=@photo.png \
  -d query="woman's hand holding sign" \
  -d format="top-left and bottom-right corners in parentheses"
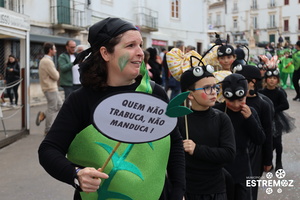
top-left (77, 167), bottom-right (109, 193)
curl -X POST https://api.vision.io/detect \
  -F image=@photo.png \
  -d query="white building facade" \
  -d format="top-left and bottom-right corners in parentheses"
top-left (207, 0), bottom-right (300, 47)
top-left (0, 0), bottom-right (209, 104)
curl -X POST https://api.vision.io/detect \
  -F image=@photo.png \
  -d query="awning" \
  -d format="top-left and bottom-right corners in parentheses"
top-left (30, 34), bottom-right (81, 45)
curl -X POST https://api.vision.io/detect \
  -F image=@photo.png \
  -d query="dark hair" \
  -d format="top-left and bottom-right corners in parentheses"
top-left (143, 50), bottom-right (150, 64)
top-left (80, 34), bottom-right (122, 91)
top-left (146, 47), bottom-right (157, 60)
top-left (43, 42), bottom-right (54, 54)
top-left (66, 40), bottom-right (74, 46)
top-left (7, 55), bottom-right (18, 64)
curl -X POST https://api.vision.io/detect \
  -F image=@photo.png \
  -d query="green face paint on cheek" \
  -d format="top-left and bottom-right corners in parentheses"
top-left (118, 53), bottom-right (130, 71)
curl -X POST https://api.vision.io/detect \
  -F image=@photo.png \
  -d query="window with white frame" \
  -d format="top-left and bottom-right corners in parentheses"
top-left (233, 19), bottom-right (238, 29)
top-left (284, 19), bottom-right (289, 31)
top-left (216, 14), bottom-right (221, 26)
top-left (252, 0), bottom-right (257, 9)
top-left (284, 0), bottom-right (289, 5)
top-left (270, 0), bottom-right (276, 7)
top-left (253, 16), bottom-right (258, 29)
top-left (233, 1), bottom-right (238, 12)
top-left (269, 14), bottom-right (276, 28)
top-left (208, 15), bottom-right (212, 25)
top-left (171, 0), bottom-right (180, 19)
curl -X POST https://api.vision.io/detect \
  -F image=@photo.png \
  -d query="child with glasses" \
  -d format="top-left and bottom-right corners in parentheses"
top-left (214, 73), bottom-right (265, 200)
top-left (179, 65), bottom-right (236, 200)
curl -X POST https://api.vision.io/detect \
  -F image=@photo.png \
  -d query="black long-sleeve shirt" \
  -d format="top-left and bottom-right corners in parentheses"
top-left (259, 87), bottom-right (289, 114)
top-left (260, 87), bottom-right (289, 136)
top-left (247, 94), bottom-right (274, 169)
top-left (38, 79), bottom-right (185, 200)
top-left (178, 108), bottom-right (236, 195)
top-left (214, 103), bottom-right (265, 183)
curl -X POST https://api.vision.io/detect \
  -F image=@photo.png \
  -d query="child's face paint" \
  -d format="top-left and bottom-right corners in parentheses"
top-left (200, 92), bottom-right (208, 100)
top-left (118, 53), bottom-right (130, 71)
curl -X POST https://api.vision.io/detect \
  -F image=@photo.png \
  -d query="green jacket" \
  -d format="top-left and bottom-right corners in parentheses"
top-left (292, 50), bottom-right (300, 71)
top-left (58, 52), bottom-right (73, 86)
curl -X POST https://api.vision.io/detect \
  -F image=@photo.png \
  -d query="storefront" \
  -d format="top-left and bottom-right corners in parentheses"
top-left (0, 7), bottom-right (30, 146)
top-left (152, 39), bottom-right (168, 52)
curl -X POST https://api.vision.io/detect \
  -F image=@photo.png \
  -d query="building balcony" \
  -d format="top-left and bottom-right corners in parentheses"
top-left (230, 26), bottom-right (240, 33)
top-left (50, 5), bottom-right (86, 32)
top-left (134, 7), bottom-right (158, 32)
top-left (213, 22), bottom-right (224, 28)
top-left (267, 23), bottom-right (277, 29)
top-left (1, 0), bottom-right (24, 14)
top-left (232, 7), bottom-right (239, 13)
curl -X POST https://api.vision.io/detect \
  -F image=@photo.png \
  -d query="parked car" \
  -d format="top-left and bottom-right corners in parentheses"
top-left (234, 39), bottom-right (249, 46)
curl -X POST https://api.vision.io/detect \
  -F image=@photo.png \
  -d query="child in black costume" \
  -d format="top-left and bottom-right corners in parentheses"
top-left (214, 73), bottom-right (265, 200)
top-left (179, 65), bottom-right (236, 200)
top-left (260, 68), bottom-right (291, 171)
top-left (233, 64), bottom-right (274, 200)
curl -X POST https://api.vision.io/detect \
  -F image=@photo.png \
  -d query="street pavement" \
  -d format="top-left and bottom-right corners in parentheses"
top-left (0, 103), bottom-right (73, 200)
top-left (0, 89), bottom-right (299, 200)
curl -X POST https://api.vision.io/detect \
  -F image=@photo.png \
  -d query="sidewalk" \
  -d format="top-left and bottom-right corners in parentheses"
top-left (0, 91), bottom-right (64, 148)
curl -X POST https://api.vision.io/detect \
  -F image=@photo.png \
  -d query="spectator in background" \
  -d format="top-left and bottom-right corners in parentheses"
top-left (159, 48), bottom-right (167, 61)
top-left (234, 45), bottom-right (246, 65)
top-left (160, 48), bottom-right (168, 88)
top-left (265, 42), bottom-right (275, 56)
top-left (75, 45), bottom-right (87, 54)
top-left (58, 40), bottom-right (77, 100)
top-left (186, 45), bottom-right (196, 53)
top-left (72, 45), bottom-right (88, 91)
top-left (146, 47), bottom-right (162, 85)
top-left (143, 50), bottom-right (153, 78)
top-left (36, 42), bottom-right (62, 135)
top-left (292, 40), bottom-right (300, 101)
top-left (5, 54), bottom-right (20, 107)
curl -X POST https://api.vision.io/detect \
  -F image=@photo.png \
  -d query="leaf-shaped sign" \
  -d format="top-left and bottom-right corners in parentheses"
top-left (165, 91), bottom-right (193, 117)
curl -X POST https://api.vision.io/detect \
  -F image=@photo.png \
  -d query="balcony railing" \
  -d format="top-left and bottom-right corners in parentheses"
top-left (214, 21), bottom-right (223, 28)
top-left (232, 7), bottom-right (238, 13)
top-left (135, 7), bottom-right (158, 32)
top-left (50, 5), bottom-right (86, 31)
top-left (5, 0), bottom-right (24, 14)
top-left (267, 23), bottom-right (277, 29)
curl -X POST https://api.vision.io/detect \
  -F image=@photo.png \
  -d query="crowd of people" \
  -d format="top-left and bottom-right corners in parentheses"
top-left (35, 17), bottom-right (297, 200)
